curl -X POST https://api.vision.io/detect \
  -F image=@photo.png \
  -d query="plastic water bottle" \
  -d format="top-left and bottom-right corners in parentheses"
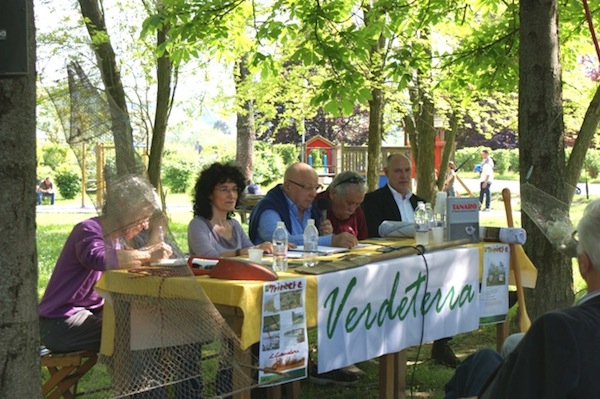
top-left (425, 202), bottom-right (435, 242)
top-left (272, 221), bottom-right (289, 272)
top-left (414, 201), bottom-right (430, 245)
top-left (303, 219), bottom-right (319, 267)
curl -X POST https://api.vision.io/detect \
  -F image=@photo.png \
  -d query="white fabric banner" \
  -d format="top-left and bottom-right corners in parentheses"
top-left (317, 246), bottom-right (480, 373)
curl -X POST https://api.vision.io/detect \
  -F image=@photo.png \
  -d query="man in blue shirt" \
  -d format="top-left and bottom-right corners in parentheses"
top-left (249, 162), bottom-right (364, 385)
top-left (249, 162), bottom-right (357, 248)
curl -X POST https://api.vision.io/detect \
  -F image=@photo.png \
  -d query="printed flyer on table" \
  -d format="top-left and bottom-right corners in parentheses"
top-left (259, 277), bottom-right (308, 385)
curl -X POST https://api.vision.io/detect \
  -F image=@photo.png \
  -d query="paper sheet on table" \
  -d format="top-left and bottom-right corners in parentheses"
top-left (290, 245), bottom-right (349, 255)
top-left (378, 221), bottom-right (415, 238)
top-left (150, 258), bottom-right (188, 267)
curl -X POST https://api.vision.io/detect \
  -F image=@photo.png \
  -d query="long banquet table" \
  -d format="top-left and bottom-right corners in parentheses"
top-left (97, 238), bottom-right (537, 399)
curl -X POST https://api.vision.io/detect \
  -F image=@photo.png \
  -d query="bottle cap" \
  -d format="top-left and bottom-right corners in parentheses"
top-left (277, 221), bottom-right (285, 228)
top-left (307, 219), bottom-right (315, 225)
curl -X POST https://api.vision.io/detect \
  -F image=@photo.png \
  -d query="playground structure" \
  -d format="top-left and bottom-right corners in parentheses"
top-left (303, 134), bottom-right (448, 187)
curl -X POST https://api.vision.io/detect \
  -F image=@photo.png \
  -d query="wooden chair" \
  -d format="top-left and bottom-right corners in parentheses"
top-left (41, 350), bottom-right (97, 399)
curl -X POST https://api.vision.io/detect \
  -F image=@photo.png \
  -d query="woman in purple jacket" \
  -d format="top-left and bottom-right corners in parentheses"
top-left (38, 175), bottom-right (173, 353)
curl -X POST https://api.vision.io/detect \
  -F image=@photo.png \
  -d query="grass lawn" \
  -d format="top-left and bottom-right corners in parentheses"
top-left (36, 188), bottom-right (591, 398)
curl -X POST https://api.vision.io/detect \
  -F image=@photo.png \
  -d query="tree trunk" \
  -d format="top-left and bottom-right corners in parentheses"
top-left (565, 84), bottom-right (600, 201)
top-left (367, 86), bottom-right (384, 192)
top-left (148, 20), bottom-right (174, 190)
top-left (414, 86), bottom-right (436, 201)
top-left (235, 55), bottom-right (255, 181)
top-left (519, 0), bottom-right (573, 318)
top-left (365, 20), bottom-right (386, 193)
top-left (437, 111), bottom-right (458, 192)
top-left (78, 0), bottom-right (137, 175)
top-left (0, 0), bottom-right (41, 397)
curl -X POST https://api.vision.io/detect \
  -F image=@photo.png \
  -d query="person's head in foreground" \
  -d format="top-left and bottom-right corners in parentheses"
top-left (192, 162), bottom-right (247, 219)
top-left (384, 153), bottom-right (412, 196)
top-left (576, 199), bottom-right (600, 286)
top-left (283, 162), bottom-right (321, 211)
top-left (328, 171), bottom-right (366, 221)
top-left (102, 174), bottom-right (162, 240)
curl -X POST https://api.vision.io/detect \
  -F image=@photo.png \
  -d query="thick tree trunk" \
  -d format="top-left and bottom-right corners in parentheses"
top-left (235, 56), bottom-right (255, 181)
top-left (414, 87), bottom-right (436, 201)
top-left (0, 0), bottom-right (41, 397)
top-left (78, 0), bottom-right (137, 175)
top-left (519, 0), bottom-right (573, 318)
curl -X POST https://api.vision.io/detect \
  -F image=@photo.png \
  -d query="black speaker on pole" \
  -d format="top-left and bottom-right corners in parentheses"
top-left (0, 0), bottom-right (28, 77)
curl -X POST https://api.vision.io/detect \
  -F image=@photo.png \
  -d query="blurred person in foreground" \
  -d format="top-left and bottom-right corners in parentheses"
top-left (315, 171), bottom-right (368, 240)
top-left (445, 198), bottom-right (600, 399)
top-left (361, 153), bottom-right (459, 367)
top-left (38, 175), bottom-right (173, 353)
top-left (188, 162), bottom-right (272, 257)
top-left (249, 162), bottom-right (358, 248)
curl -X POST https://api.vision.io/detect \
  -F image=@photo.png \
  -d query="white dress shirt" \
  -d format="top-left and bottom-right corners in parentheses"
top-left (388, 184), bottom-right (415, 223)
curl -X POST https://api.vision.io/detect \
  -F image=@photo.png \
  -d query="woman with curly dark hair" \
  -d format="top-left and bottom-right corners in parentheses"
top-left (188, 162), bottom-right (272, 257)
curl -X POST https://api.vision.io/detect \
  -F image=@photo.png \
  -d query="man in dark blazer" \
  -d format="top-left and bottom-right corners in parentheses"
top-left (362, 153), bottom-right (424, 238)
top-left (445, 199), bottom-right (600, 398)
top-left (361, 153), bottom-right (459, 367)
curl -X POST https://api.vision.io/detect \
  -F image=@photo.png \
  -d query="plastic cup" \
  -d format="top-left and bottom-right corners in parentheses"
top-left (248, 248), bottom-right (264, 263)
top-left (432, 226), bottom-right (444, 244)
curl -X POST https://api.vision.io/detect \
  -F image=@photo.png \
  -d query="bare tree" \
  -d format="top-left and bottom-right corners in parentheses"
top-left (147, 11), bottom-right (175, 190)
top-left (78, 0), bottom-right (137, 175)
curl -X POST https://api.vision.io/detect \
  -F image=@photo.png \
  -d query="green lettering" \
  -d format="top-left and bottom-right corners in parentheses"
top-left (324, 277), bottom-right (357, 338)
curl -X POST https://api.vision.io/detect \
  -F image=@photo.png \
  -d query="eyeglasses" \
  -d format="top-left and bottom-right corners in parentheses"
top-left (215, 186), bottom-right (239, 194)
top-left (288, 180), bottom-right (323, 192)
top-left (332, 175), bottom-right (365, 188)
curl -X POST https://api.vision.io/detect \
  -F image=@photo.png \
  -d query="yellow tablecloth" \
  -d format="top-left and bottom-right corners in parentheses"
top-left (97, 239), bottom-right (537, 351)
top-left (195, 272), bottom-right (319, 349)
